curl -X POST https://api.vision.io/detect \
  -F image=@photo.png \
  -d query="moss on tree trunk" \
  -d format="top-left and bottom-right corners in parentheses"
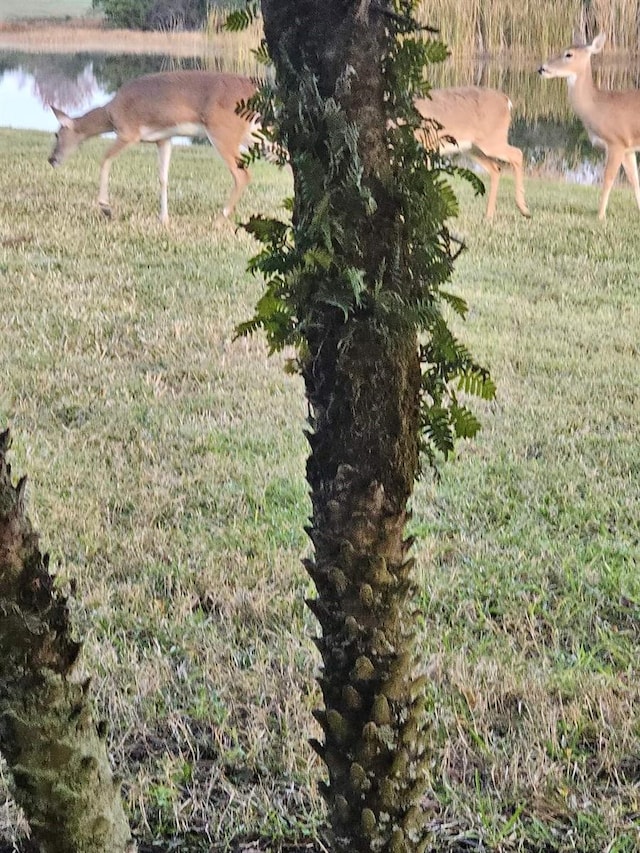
top-left (261, 2), bottom-right (431, 850)
top-left (0, 429), bottom-right (133, 853)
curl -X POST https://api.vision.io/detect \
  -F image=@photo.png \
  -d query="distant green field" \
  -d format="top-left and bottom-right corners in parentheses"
top-left (0, 0), bottom-right (92, 21)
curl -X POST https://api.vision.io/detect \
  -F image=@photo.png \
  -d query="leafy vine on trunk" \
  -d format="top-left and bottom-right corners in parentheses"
top-left (231, 2), bottom-right (495, 850)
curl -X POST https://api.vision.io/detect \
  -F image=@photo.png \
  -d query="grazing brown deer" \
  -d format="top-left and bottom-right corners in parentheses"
top-left (539, 33), bottom-right (640, 219)
top-left (49, 70), bottom-right (261, 223)
top-left (414, 86), bottom-right (531, 221)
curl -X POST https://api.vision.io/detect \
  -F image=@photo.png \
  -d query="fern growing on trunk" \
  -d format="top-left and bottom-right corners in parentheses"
top-left (233, 1), bottom-right (495, 848)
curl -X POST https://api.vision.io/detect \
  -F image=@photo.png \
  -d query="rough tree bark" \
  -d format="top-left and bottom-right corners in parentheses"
top-left (0, 429), bottom-right (133, 853)
top-left (260, 2), bottom-right (430, 851)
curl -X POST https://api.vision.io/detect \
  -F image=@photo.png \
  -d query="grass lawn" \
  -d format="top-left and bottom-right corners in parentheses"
top-left (0, 128), bottom-right (639, 851)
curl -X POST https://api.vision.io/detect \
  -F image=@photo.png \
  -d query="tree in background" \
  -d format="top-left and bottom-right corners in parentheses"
top-left (0, 430), bottom-right (132, 853)
top-left (92, 0), bottom-right (235, 30)
top-left (145, 0), bottom-right (211, 30)
top-left (92, 0), bottom-right (154, 29)
top-left (233, 1), bottom-right (494, 849)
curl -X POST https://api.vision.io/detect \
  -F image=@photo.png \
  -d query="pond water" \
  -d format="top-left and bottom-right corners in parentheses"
top-left (0, 51), bottom-right (201, 135)
top-left (0, 48), bottom-right (617, 183)
top-left (0, 64), bottom-right (108, 132)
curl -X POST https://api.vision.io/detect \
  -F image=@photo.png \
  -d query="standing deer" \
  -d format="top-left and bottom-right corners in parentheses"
top-left (48, 70), bottom-right (260, 223)
top-left (539, 33), bottom-right (640, 219)
top-left (414, 87), bottom-right (531, 221)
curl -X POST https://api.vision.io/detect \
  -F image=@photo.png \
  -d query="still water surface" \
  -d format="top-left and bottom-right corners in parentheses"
top-left (0, 52), bottom-right (194, 131)
top-left (0, 49), bottom-right (617, 184)
top-left (1, 65), bottom-right (108, 132)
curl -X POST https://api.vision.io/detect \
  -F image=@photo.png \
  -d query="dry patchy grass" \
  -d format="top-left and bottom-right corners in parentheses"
top-left (1, 129), bottom-right (320, 850)
top-left (1, 128), bottom-right (639, 852)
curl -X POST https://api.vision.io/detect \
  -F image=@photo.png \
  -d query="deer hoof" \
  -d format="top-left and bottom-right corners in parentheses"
top-left (99, 203), bottom-right (112, 219)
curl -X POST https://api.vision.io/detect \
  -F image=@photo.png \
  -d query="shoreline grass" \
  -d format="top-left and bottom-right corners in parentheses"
top-left (0, 23), bottom-right (262, 65)
top-left (1, 129), bottom-right (639, 851)
top-left (6, 1), bottom-right (640, 55)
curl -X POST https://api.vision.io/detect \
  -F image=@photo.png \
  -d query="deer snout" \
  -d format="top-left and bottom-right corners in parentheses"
top-left (48, 155), bottom-right (58, 167)
top-left (538, 65), bottom-right (549, 77)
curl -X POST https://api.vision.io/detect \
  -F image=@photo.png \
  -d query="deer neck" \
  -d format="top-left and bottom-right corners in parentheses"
top-left (74, 105), bottom-right (114, 140)
top-left (567, 67), bottom-right (597, 120)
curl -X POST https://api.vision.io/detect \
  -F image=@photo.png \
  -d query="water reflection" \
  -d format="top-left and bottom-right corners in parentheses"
top-left (0, 48), bottom-right (625, 185)
top-left (0, 51), bottom-right (202, 131)
top-left (1, 64), bottom-right (108, 132)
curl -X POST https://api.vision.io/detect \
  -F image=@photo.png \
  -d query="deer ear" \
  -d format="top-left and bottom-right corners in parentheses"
top-left (51, 106), bottom-right (73, 128)
top-left (590, 33), bottom-right (606, 53)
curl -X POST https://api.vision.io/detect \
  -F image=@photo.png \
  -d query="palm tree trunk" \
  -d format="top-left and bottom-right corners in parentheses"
top-left (0, 429), bottom-right (132, 853)
top-left (303, 323), bottom-right (428, 852)
top-left (261, 3), bottom-right (430, 849)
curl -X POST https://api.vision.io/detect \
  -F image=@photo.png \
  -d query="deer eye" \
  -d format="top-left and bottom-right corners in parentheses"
top-left (564, 51), bottom-right (573, 58)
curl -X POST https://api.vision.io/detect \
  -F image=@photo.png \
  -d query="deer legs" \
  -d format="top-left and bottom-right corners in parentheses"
top-left (98, 137), bottom-right (134, 218)
top-left (473, 144), bottom-right (530, 221)
top-left (621, 150), bottom-right (640, 214)
top-left (99, 137), bottom-right (173, 223)
top-left (156, 139), bottom-right (173, 225)
top-left (207, 130), bottom-right (252, 218)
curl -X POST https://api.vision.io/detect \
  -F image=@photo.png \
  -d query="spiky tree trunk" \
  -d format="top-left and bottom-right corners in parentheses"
top-left (0, 429), bottom-right (133, 853)
top-left (261, 3), bottom-right (429, 850)
top-left (303, 330), bottom-right (426, 853)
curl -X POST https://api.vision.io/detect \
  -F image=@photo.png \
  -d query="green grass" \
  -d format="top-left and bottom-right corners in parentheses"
top-left (1, 128), bottom-right (639, 852)
top-left (412, 170), bottom-right (640, 850)
top-left (0, 0), bottom-right (92, 21)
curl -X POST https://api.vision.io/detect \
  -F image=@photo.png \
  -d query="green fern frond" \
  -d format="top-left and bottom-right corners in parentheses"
top-left (303, 248), bottom-right (333, 271)
top-left (450, 404), bottom-right (482, 439)
top-left (237, 0), bottom-right (493, 463)
top-left (423, 38), bottom-right (450, 64)
top-left (457, 369), bottom-right (497, 400)
top-left (224, 1), bottom-right (259, 32)
top-left (238, 139), bottom-right (268, 169)
top-left (235, 97), bottom-right (259, 122)
top-left (244, 215), bottom-right (290, 246)
top-left (252, 40), bottom-right (272, 66)
top-left (343, 266), bottom-right (367, 305)
top-left (453, 166), bottom-right (486, 198)
top-left (439, 289), bottom-right (468, 319)
top-left (422, 406), bottom-right (456, 459)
